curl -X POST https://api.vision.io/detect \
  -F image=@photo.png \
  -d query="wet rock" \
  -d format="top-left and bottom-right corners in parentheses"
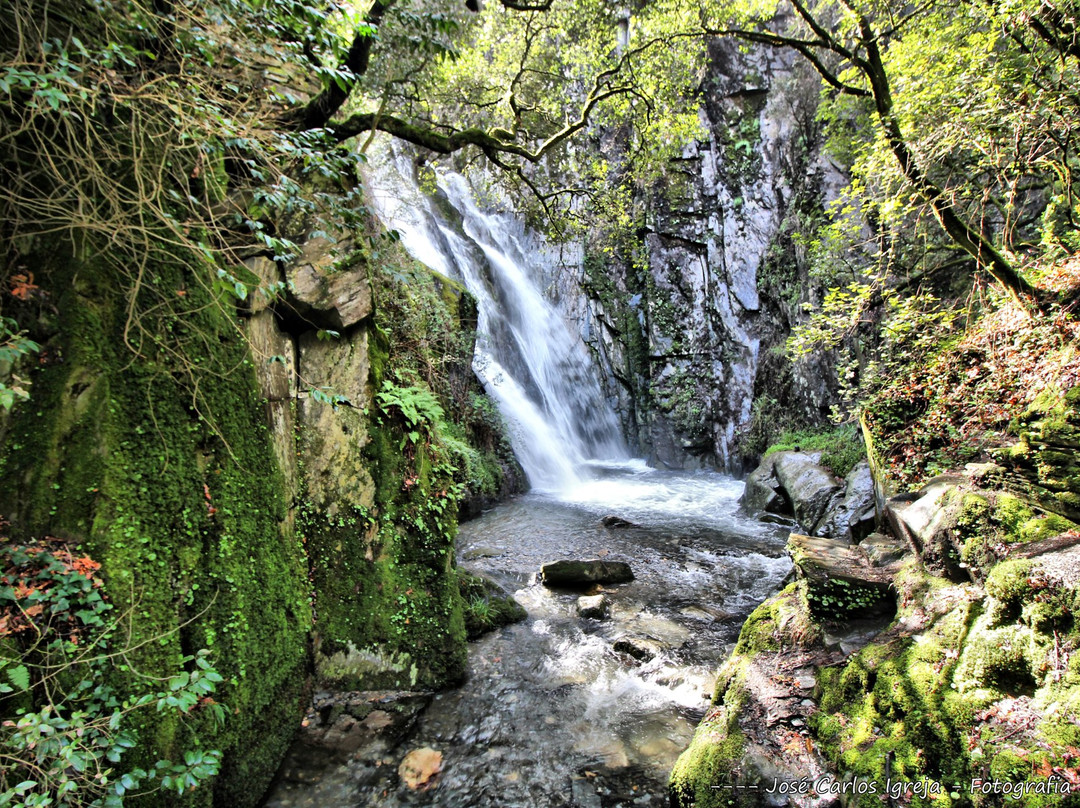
top-left (458, 571), bottom-right (527, 640)
top-left (601, 515), bottom-right (637, 528)
top-left (772, 452), bottom-right (843, 534)
top-left (275, 690), bottom-right (432, 785)
top-left (741, 454), bottom-right (791, 516)
top-left (577, 594), bottom-right (609, 619)
top-left (613, 635), bottom-right (666, 661)
top-left (540, 559), bottom-right (634, 588)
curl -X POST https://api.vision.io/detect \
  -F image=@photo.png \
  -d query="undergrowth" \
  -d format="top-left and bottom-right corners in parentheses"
top-left (763, 424), bottom-right (865, 477)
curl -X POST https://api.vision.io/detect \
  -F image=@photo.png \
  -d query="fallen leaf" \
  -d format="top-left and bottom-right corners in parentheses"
top-left (398, 747), bottom-right (443, 791)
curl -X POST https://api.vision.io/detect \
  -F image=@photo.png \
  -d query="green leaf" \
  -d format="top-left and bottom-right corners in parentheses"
top-left (7, 664), bottom-right (30, 692)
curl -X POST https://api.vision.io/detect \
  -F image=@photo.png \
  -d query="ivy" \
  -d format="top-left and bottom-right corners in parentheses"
top-left (0, 539), bottom-right (226, 806)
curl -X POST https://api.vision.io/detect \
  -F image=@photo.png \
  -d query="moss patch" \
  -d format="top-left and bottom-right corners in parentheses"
top-left (0, 254), bottom-right (310, 807)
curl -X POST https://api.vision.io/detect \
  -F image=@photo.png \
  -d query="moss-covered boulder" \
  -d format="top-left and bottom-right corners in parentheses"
top-left (998, 385), bottom-right (1080, 523)
top-left (670, 583), bottom-right (834, 807)
top-left (457, 570), bottom-right (527, 639)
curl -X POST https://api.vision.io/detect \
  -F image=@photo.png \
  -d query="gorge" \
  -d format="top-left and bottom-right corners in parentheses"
top-left (3, 2), bottom-right (1080, 808)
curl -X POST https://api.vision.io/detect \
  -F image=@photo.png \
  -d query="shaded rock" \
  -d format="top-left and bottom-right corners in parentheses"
top-left (741, 453), bottom-right (792, 516)
top-left (772, 451), bottom-right (843, 532)
top-left (458, 571), bottom-right (527, 640)
top-left (577, 594), bottom-right (609, 619)
top-left (814, 460), bottom-right (876, 542)
top-left (601, 515), bottom-right (637, 528)
top-left (540, 559), bottom-right (634, 587)
top-left (277, 689), bottom-right (432, 783)
top-left (613, 635), bottom-right (666, 661)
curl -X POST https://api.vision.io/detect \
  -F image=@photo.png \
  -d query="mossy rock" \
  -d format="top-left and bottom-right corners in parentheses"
top-left (734, 581), bottom-right (821, 655)
top-left (457, 570), bottom-right (527, 639)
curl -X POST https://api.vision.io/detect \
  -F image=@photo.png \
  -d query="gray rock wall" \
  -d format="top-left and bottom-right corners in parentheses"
top-left (571, 37), bottom-right (850, 471)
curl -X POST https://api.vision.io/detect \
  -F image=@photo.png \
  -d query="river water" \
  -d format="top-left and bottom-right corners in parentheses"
top-left (265, 462), bottom-right (791, 807)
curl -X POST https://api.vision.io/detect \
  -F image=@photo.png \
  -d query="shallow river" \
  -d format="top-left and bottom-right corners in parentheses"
top-left (265, 462), bottom-right (791, 807)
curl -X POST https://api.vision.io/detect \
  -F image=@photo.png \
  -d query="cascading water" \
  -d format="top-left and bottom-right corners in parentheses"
top-left (263, 152), bottom-right (793, 808)
top-left (365, 151), bottom-right (628, 491)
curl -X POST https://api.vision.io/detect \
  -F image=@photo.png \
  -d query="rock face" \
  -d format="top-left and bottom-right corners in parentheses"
top-left (741, 452), bottom-right (876, 542)
top-left (544, 37), bottom-right (847, 471)
top-left (540, 559), bottom-right (635, 587)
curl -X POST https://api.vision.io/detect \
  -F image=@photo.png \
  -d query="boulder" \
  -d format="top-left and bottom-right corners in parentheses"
top-left (601, 515), bottom-right (637, 528)
top-left (577, 594), bottom-right (609, 619)
top-left (772, 451), bottom-right (843, 533)
top-left (458, 571), bottom-right (527, 640)
top-left (540, 559), bottom-right (634, 588)
top-left (815, 460), bottom-right (877, 542)
top-left (613, 635), bottom-right (666, 661)
top-left (740, 454), bottom-right (791, 516)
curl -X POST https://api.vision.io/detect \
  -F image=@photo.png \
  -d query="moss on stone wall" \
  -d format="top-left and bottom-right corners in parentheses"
top-left (299, 251), bottom-right (519, 691)
top-left (0, 253), bottom-right (311, 807)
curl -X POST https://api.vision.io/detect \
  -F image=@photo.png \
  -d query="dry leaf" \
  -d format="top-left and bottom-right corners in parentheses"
top-left (398, 747), bottom-right (443, 791)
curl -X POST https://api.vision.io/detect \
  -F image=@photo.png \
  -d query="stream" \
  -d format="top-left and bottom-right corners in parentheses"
top-left (262, 152), bottom-right (793, 806)
top-left (265, 464), bottom-right (791, 807)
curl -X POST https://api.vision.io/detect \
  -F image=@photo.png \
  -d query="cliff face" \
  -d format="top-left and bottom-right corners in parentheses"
top-left (571, 38), bottom-right (848, 471)
top-left (0, 225), bottom-right (520, 805)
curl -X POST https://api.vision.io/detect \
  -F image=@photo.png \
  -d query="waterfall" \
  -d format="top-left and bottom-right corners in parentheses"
top-left (366, 151), bottom-right (629, 492)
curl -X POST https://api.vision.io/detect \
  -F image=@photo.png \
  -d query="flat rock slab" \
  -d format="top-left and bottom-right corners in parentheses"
top-left (540, 559), bottom-right (634, 588)
top-left (787, 533), bottom-right (894, 592)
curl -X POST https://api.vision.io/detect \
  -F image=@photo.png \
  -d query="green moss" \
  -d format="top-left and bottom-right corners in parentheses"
top-left (1, 255), bottom-right (310, 807)
top-left (763, 424), bottom-right (866, 477)
top-left (733, 582), bottom-right (820, 656)
top-left (669, 717), bottom-right (748, 808)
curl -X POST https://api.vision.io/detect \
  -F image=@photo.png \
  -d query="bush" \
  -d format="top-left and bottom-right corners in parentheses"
top-left (0, 539), bottom-right (225, 807)
top-left (763, 424), bottom-right (866, 477)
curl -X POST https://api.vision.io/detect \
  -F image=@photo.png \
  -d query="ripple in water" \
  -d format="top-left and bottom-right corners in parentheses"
top-left (264, 465), bottom-right (792, 808)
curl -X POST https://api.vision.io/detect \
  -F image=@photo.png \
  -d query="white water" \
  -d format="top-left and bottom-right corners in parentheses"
top-left (367, 152), bottom-right (628, 492)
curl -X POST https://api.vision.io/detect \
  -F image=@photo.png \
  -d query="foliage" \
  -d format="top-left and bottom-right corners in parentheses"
top-left (804, 577), bottom-right (886, 619)
top-left (859, 267), bottom-right (1080, 486)
top-left (763, 424), bottom-right (865, 478)
top-left (0, 539), bottom-right (225, 806)
top-left (0, 317), bottom-right (40, 411)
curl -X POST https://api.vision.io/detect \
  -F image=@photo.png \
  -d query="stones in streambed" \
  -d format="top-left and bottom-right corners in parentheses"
top-left (457, 570), bottom-right (527, 640)
top-left (577, 594), bottom-right (609, 619)
top-left (274, 690), bottom-right (432, 785)
top-left (612, 635), bottom-right (667, 662)
top-left (601, 515), bottom-right (637, 528)
top-left (540, 558), bottom-right (634, 588)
